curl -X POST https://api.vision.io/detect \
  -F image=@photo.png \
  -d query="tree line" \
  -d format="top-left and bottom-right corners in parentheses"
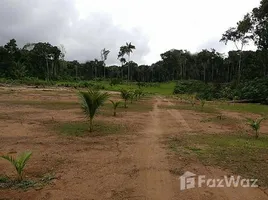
top-left (0, 0), bottom-right (267, 84)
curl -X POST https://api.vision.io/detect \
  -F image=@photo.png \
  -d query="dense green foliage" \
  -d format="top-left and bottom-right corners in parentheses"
top-left (174, 78), bottom-right (268, 103)
top-left (0, 1), bottom-right (268, 102)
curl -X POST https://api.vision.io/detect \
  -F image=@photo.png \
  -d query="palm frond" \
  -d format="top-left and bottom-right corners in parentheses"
top-left (79, 90), bottom-right (109, 119)
top-left (1, 151), bottom-right (32, 181)
top-left (79, 90), bottom-right (109, 131)
top-left (110, 100), bottom-right (121, 109)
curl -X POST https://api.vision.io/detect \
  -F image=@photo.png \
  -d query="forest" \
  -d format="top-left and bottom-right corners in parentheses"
top-left (0, 0), bottom-right (267, 102)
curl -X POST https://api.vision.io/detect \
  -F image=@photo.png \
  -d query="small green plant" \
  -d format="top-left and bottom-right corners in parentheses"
top-left (216, 115), bottom-right (224, 120)
top-left (247, 118), bottom-right (265, 138)
top-left (110, 100), bottom-right (121, 116)
top-left (134, 89), bottom-right (143, 100)
top-left (120, 89), bottom-right (131, 108)
top-left (79, 90), bottom-right (109, 132)
top-left (189, 94), bottom-right (196, 107)
top-left (0, 152), bottom-right (32, 182)
top-left (200, 99), bottom-right (206, 109)
top-left (129, 92), bottom-right (136, 104)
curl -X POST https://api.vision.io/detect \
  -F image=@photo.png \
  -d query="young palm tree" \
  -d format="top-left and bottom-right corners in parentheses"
top-left (200, 99), bottom-right (206, 109)
top-left (129, 91), bottom-right (136, 104)
top-left (1, 151), bottom-right (32, 182)
top-left (134, 89), bottom-right (143, 100)
top-left (110, 100), bottom-right (121, 116)
top-left (79, 90), bottom-right (109, 132)
top-left (120, 89), bottom-right (131, 108)
top-left (247, 118), bottom-right (265, 138)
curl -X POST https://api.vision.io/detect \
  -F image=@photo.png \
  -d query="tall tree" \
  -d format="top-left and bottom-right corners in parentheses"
top-left (118, 42), bottom-right (135, 81)
top-left (220, 14), bottom-right (253, 84)
top-left (100, 48), bottom-right (110, 79)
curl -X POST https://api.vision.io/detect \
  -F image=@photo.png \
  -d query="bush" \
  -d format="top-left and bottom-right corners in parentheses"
top-left (173, 80), bottom-right (217, 100)
top-left (110, 78), bottom-right (122, 86)
top-left (173, 78), bottom-right (268, 103)
top-left (238, 78), bottom-right (268, 103)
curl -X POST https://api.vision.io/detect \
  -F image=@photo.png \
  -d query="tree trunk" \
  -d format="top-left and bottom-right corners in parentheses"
top-left (89, 118), bottom-right (93, 132)
top-left (255, 130), bottom-right (259, 139)
top-left (203, 63), bottom-right (206, 82)
top-left (46, 58), bottom-right (49, 81)
top-left (212, 63), bottom-right (214, 81)
top-left (76, 65), bottom-right (78, 81)
top-left (237, 52), bottom-right (242, 84)
top-left (128, 55), bottom-right (130, 82)
top-left (104, 63), bottom-right (106, 79)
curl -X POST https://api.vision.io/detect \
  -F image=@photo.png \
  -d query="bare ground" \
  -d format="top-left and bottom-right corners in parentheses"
top-left (0, 87), bottom-right (267, 199)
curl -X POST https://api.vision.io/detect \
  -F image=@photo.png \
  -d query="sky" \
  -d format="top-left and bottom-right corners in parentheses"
top-left (0, 0), bottom-right (260, 65)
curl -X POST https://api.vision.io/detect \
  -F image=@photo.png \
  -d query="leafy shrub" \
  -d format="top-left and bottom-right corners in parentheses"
top-left (137, 82), bottom-right (160, 88)
top-left (173, 78), bottom-right (268, 103)
top-left (238, 78), bottom-right (268, 103)
top-left (110, 78), bottom-right (122, 86)
top-left (173, 80), bottom-right (217, 100)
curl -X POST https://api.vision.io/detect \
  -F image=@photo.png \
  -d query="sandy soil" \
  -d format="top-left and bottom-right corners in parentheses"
top-left (0, 87), bottom-right (267, 199)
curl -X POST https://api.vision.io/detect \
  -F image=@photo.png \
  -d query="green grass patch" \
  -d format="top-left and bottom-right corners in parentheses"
top-left (101, 100), bottom-right (153, 114)
top-left (103, 81), bottom-right (176, 95)
top-left (217, 103), bottom-right (268, 116)
top-left (200, 115), bottom-right (239, 126)
top-left (169, 133), bottom-right (268, 186)
top-left (0, 173), bottom-right (55, 190)
top-left (0, 100), bottom-right (79, 110)
top-left (53, 120), bottom-right (126, 137)
top-left (161, 104), bottom-right (219, 114)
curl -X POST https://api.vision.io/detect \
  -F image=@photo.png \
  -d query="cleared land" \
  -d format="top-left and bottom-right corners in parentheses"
top-left (0, 86), bottom-right (268, 200)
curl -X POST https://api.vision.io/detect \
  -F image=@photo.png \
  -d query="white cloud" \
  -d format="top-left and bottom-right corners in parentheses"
top-left (76, 0), bottom-right (260, 62)
top-left (0, 0), bottom-right (260, 64)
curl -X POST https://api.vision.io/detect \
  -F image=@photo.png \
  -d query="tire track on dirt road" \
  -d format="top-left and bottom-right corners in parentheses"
top-left (159, 96), bottom-right (268, 200)
top-left (134, 97), bottom-right (176, 200)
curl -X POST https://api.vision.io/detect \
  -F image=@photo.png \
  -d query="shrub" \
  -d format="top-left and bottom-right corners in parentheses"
top-left (110, 78), bottom-right (122, 86)
top-left (173, 80), bottom-right (217, 100)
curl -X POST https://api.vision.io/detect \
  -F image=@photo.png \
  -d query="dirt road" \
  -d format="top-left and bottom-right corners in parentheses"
top-left (127, 97), bottom-right (268, 200)
top-left (1, 91), bottom-right (268, 199)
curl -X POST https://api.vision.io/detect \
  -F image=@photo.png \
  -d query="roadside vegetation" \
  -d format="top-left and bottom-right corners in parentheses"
top-left (169, 133), bottom-right (268, 186)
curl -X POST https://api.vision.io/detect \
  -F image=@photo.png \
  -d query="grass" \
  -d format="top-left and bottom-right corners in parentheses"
top-left (217, 103), bottom-right (268, 116)
top-left (53, 120), bottom-right (127, 137)
top-left (0, 173), bottom-right (55, 190)
top-left (161, 104), bottom-right (219, 114)
top-left (0, 100), bottom-right (79, 110)
top-left (169, 133), bottom-right (268, 186)
top-left (0, 78), bottom-right (176, 95)
top-left (200, 115), bottom-right (240, 126)
top-left (99, 81), bottom-right (176, 95)
top-left (101, 99), bottom-right (153, 114)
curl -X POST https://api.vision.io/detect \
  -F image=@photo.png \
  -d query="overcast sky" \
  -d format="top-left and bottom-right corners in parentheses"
top-left (0, 0), bottom-right (260, 65)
